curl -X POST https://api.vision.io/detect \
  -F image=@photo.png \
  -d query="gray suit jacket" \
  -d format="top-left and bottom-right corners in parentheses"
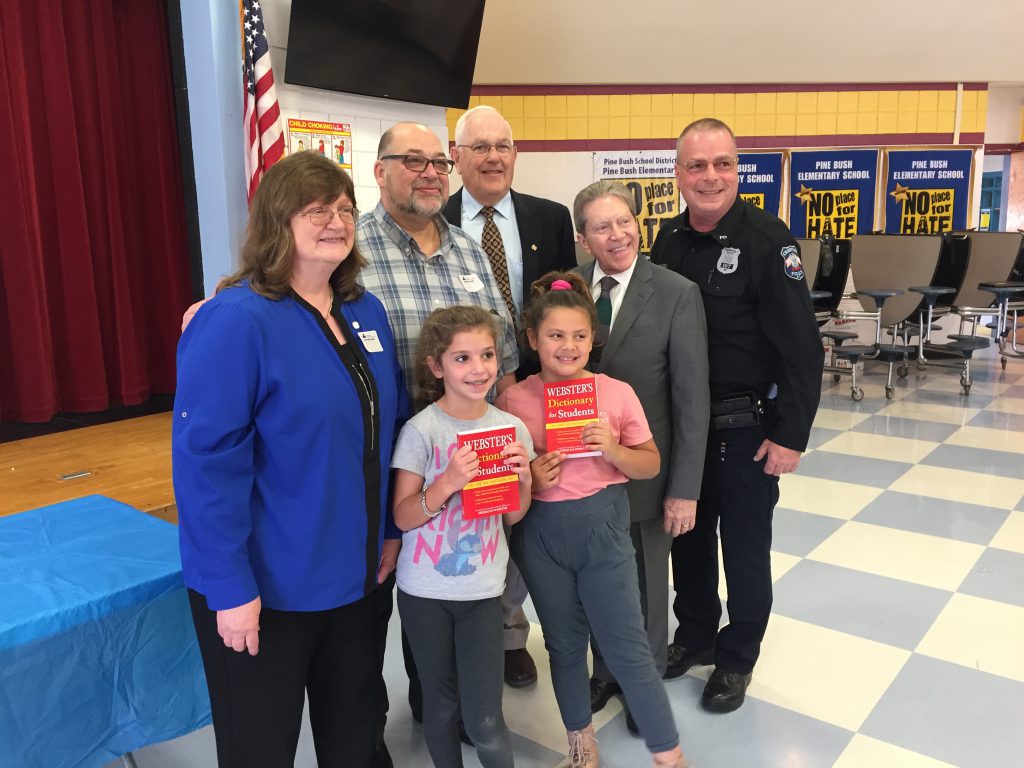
top-left (577, 257), bottom-right (710, 523)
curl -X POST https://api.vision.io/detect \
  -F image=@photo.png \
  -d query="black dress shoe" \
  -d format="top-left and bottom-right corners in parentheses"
top-left (664, 643), bottom-right (715, 680)
top-left (589, 676), bottom-right (621, 713)
top-left (504, 648), bottom-right (538, 688)
top-left (701, 668), bottom-right (753, 713)
top-left (624, 705), bottom-right (639, 738)
top-left (458, 719), bottom-right (474, 746)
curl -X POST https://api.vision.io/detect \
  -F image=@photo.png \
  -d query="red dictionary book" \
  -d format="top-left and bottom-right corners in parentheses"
top-left (543, 377), bottom-right (600, 458)
top-left (457, 425), bottom-right (520, 520)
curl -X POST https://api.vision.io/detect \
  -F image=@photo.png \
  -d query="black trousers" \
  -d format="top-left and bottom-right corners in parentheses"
top-left (670, 422), bottom-right (779, 674)
top-left (189, 589), bottom-right (379, 768)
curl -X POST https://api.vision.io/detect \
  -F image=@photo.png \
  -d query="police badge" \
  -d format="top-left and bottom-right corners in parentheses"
top-left (717, 247), bottom-right (740, 275)
top-left (781, 245), bottom-right (805, 281)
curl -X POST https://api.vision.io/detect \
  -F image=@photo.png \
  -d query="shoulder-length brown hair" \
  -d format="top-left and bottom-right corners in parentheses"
top-left (221, 152), bottom-right (366, 301)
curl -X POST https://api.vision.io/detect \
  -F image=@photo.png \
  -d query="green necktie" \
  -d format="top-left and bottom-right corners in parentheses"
top-left (595, 275), bottom-right (617, 344)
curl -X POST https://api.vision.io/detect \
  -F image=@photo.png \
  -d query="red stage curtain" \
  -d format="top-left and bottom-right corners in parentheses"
top-left (0, 0), bottom-right (191, 422)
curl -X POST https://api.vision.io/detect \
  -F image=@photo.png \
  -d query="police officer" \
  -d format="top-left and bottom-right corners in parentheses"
top-left (651, 118), bottom-right (823, 713)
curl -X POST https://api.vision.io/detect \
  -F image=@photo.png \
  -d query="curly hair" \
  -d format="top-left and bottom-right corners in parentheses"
top-left (221, 151), bottom-right (366, 301)
top-left (521, 270), bottom-right (597, 336)
top-left (413, 305), bottom-right (501, 412)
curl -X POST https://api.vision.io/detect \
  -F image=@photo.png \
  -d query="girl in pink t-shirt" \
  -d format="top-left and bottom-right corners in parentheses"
top-left (495, 272), bottom-right (685, 768)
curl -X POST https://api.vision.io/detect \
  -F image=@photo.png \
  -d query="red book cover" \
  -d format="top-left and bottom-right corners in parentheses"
top-left (457, 425), bottom-right (520, 520)
top-left (543, 377), bottom-right (600, 458)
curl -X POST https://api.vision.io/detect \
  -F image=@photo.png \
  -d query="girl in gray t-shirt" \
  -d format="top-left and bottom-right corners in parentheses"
top-left (391, 306), bottom-right (534, 768)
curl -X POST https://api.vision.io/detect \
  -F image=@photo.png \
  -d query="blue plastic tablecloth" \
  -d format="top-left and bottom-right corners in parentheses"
top-left (0, 495), bottom-right (211, 767)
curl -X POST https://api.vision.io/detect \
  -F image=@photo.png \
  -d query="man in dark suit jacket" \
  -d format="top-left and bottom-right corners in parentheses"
top-left (573, 180), bottom-right (711, 732)
top-left (444, 187), bottom-right (577, 315)
top-left (444, 106), bottom-right (577, 361)
top-left (443, 105), bottom-right (577, 688)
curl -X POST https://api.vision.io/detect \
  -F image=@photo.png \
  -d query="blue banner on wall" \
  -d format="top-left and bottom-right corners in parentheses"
top-left (789, 149), bottom-right (879, 238)
top-left (737, 152), bottom-right (784, 218)
top-left (883, 148), bottom-right (974, 233)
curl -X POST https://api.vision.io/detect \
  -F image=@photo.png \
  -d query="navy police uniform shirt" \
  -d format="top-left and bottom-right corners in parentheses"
top-left (650, 197), bottom-right (823, 452)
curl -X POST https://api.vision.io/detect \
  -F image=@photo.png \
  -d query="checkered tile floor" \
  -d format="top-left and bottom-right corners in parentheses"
top-left (108, 347), bottom-right (1024, 768)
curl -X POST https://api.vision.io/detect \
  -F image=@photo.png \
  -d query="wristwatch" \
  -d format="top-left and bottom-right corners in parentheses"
top-left (420, 488), bottom-right (447, 519)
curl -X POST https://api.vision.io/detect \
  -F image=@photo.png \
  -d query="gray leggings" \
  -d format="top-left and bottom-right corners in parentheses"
top-left (396, 590), bottom-right (513, 768)
top-left (512, 485), bottom-right (679, 753)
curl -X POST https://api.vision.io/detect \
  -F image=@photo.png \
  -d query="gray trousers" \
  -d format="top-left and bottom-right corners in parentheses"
top-left (512, 485), bottom-right (679, 753)
top-left (397, 591), bottom-right (513, 768)
top-left (593, 516), bottom-right (673, 679)
top-left (502, 539), bottom-right (531, 650)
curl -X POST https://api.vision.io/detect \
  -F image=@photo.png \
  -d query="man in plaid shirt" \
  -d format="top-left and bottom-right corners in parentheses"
top-left (358, 121), bottom-right (518, 394)
top-left (364, 121), bottom-right (518, 768)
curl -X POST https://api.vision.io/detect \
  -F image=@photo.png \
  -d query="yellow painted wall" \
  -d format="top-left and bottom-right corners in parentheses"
top-left (447, 87), bottom-right (988, 143)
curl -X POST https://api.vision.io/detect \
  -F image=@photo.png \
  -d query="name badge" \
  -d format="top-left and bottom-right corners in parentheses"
top-left (459, 273), bottom-right (484, 293)
top-left (358, 330), bottom-right (384, 353)
top-left (717, 247), bottom-right (740, 275)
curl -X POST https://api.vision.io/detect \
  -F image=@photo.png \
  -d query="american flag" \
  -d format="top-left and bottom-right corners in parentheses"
top-left (241, 0), bottom-right (285, 202)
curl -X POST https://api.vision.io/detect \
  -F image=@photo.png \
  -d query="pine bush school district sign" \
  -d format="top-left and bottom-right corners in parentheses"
top-left (884, 148), bottom-right (973, 234)
top-left (737, 152), bottom-right (784, 218)
top-left (594, 150), bottom-right (679, 253)
top-left (789, 149), bottom-right (879, 239)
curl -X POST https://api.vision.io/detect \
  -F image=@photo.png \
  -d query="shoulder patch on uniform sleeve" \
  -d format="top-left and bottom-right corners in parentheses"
top-left (781, 245), bottom-right (805, 281)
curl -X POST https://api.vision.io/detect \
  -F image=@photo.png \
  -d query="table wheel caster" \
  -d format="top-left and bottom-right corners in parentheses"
top-left (851, 387), bottom-right (864, 401)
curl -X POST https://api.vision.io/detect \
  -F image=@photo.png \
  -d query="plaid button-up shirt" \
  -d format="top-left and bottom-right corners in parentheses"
top-left (357, 202), bottom-right (518, 396)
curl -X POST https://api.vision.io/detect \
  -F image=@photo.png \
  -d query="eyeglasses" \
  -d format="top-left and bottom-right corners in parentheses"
top-left (676, 157), bottom-right (739, 174)
top-left (299, 205), bottom-right (359, 226)
top-left (380, 154), bottom-right (455, 174)
top-left (456, 143), bottom-right (515, 156)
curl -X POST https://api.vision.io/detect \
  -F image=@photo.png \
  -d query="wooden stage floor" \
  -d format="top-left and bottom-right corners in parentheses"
top-left (0, 413), bottom-right (176, 522)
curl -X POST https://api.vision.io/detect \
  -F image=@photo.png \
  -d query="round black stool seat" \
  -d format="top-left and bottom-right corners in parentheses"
top-left (909, 285), bottom-right (956, 295)
top-left (857, 289), bottom-right (903, 299)
top-left (979, 281), bottom-right (1024, 301)
top-left (832, 344), bottom-right (875, 361)
top-left (986, 319), bottom-right (1024, 329)
top-left (909, 285), bottom-right (956, 307)
top-left (947, 334), bottom-right (989, 351)
top-left (822, 330), bottom-right (858, 342)
top-left (856, 289), bottom-right (903, 311)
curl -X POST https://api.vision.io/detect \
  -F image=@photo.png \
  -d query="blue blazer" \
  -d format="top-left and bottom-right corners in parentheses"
top-left (173, 284), bottom-right (406, 611)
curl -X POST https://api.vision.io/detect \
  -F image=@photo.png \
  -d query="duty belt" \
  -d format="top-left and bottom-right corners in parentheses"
top-left (709, 392), bottom-right (763, 430)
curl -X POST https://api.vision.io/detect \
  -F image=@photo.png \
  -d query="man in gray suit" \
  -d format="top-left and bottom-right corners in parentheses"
top-left (573, 180), bottom-right (710, 733)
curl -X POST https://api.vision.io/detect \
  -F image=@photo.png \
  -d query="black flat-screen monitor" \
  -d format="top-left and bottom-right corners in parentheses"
top-left (285, 0), bottom-right (486, 109)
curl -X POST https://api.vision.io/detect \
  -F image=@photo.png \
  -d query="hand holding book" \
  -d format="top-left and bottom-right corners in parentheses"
top-left (580, 418), bottom-right (618, 460)
top-left (439, 444), bottom-right (481, 497)
top-left (500, 441), bottom-right (532, 484)
top-left (530, 450), bottom-right (566, 490)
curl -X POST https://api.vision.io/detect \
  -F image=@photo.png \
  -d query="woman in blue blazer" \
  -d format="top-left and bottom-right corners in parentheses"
top-left (173, 152), bottom-right (405, 768)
